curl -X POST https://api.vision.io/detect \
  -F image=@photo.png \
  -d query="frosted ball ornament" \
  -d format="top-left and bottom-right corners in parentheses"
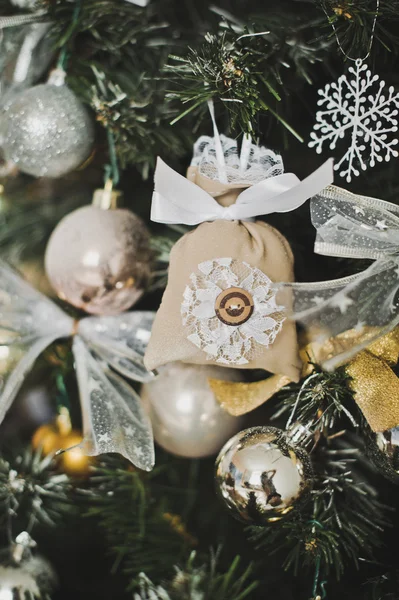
top-left (0, 532), bottom-right (57, 599)
top-left (215, 426), bottom-right (313, 524)
top-left (45, 185), bottom-right (152, 315)
top-left (140, 362), bottom-right (245, 458)
top-left (1, 68), bottom-right (94, 178)
top-left (0, 554), bottom-right (57, 599)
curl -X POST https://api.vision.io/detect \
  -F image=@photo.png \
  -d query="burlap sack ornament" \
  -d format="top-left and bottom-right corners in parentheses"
top-left (144, 135), bottom-right (333, 381)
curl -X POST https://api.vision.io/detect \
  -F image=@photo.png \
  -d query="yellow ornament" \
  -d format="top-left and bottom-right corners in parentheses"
top-left (32, 423), bottom-right (61, 456)
top-left (56, 431), bottom-right (91, 477)
top-left (31, 409), bottom-right (91, 477)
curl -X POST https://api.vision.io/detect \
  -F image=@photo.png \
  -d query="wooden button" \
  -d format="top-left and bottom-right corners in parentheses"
top-left (215, 287), bottom-right (254, 326)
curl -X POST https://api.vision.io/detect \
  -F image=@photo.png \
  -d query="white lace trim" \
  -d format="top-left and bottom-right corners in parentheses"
top-left (181, 258), bottom-right (285, 365)
top-left (190, 135), bottom-right (284, 185)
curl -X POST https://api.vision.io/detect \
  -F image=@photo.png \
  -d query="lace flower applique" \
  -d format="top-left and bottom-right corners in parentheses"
top-left (181, 258), bottom-right (285, 365)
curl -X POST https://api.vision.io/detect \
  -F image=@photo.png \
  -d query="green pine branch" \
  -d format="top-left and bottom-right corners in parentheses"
top-left (271, 365), bottom-right (359, 435)
top-left (83, 455), bottom-right (197, 588)
top-left (366, 569), bottom-right (399, 600)
top-left (134, 550), bottom-right (258, 600)
top-left (164, 25), bottom-right (313, 136)
top-left (45, 0), bottom-right (173, 62)
top-left (0, 446), bottom-right (76, 531)
top-left (78, 64), bottom-right (189, 177)
top-left (315, 0), bottom-right (399, 58)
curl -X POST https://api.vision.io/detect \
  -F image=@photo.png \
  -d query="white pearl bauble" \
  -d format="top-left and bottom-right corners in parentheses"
top-left (141, 362), bottom-right (244, 458)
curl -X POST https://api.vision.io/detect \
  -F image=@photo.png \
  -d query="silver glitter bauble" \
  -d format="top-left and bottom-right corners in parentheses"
top-left (215, 426), bottom-right (313, 524)
top-left (45, 205), bottom-right (152, 315)
top-left (140, 362), bottom-right (244, 458)
top-left (1, 77), bottom-right (94, 177)
top-left (365, 425), bottom-right (399, 483)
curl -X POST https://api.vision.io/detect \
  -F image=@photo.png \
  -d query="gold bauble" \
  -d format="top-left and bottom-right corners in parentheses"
top-left (32, 423), bottom-right (61, 455)
top-left (32, 423), bottom-right (90, 477)
top-left (57, 431), bottom-right (90, 477)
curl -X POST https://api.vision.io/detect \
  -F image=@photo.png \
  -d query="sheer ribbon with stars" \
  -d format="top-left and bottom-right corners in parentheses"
top-left (0, 262), bottom-right (156, 471)
top-left (277, 184), bottom-right (399, 369)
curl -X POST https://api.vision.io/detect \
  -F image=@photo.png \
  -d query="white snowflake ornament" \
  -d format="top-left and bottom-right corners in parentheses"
top-left (309, 59), bottom-right (399, 182)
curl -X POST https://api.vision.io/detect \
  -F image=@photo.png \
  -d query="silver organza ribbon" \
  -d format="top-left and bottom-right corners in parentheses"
top-left (0, 263), bottom-right (155, 470)
top-left (279, 185), bottom-right (399, 369)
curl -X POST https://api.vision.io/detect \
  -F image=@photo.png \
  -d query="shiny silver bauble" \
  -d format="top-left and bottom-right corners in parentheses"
top-left (215, 426), bottom-right (313, 524)
top-left (365, 425), bottom-right (399, 482)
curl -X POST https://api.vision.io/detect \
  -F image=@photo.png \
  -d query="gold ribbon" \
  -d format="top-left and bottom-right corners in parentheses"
top-left (208, 328), bottom-right (399, 432)
top-left (209, 374), bottom-right (292, 417)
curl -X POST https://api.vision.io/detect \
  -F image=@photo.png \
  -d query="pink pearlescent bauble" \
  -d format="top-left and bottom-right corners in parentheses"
top-left (45, 205), bottom-right (152, 315)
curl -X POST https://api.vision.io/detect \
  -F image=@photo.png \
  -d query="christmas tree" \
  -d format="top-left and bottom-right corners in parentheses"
top-left (0, 1), bottom-right (399, 599)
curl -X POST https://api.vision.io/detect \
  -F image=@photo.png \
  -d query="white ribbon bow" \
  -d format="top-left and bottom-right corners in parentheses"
top-left (151, 157), bottom-right (334, 225)
top-left (280, 185), bottom-right (399, 369)
top-left (0, 263), bottom-right (155, 470)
